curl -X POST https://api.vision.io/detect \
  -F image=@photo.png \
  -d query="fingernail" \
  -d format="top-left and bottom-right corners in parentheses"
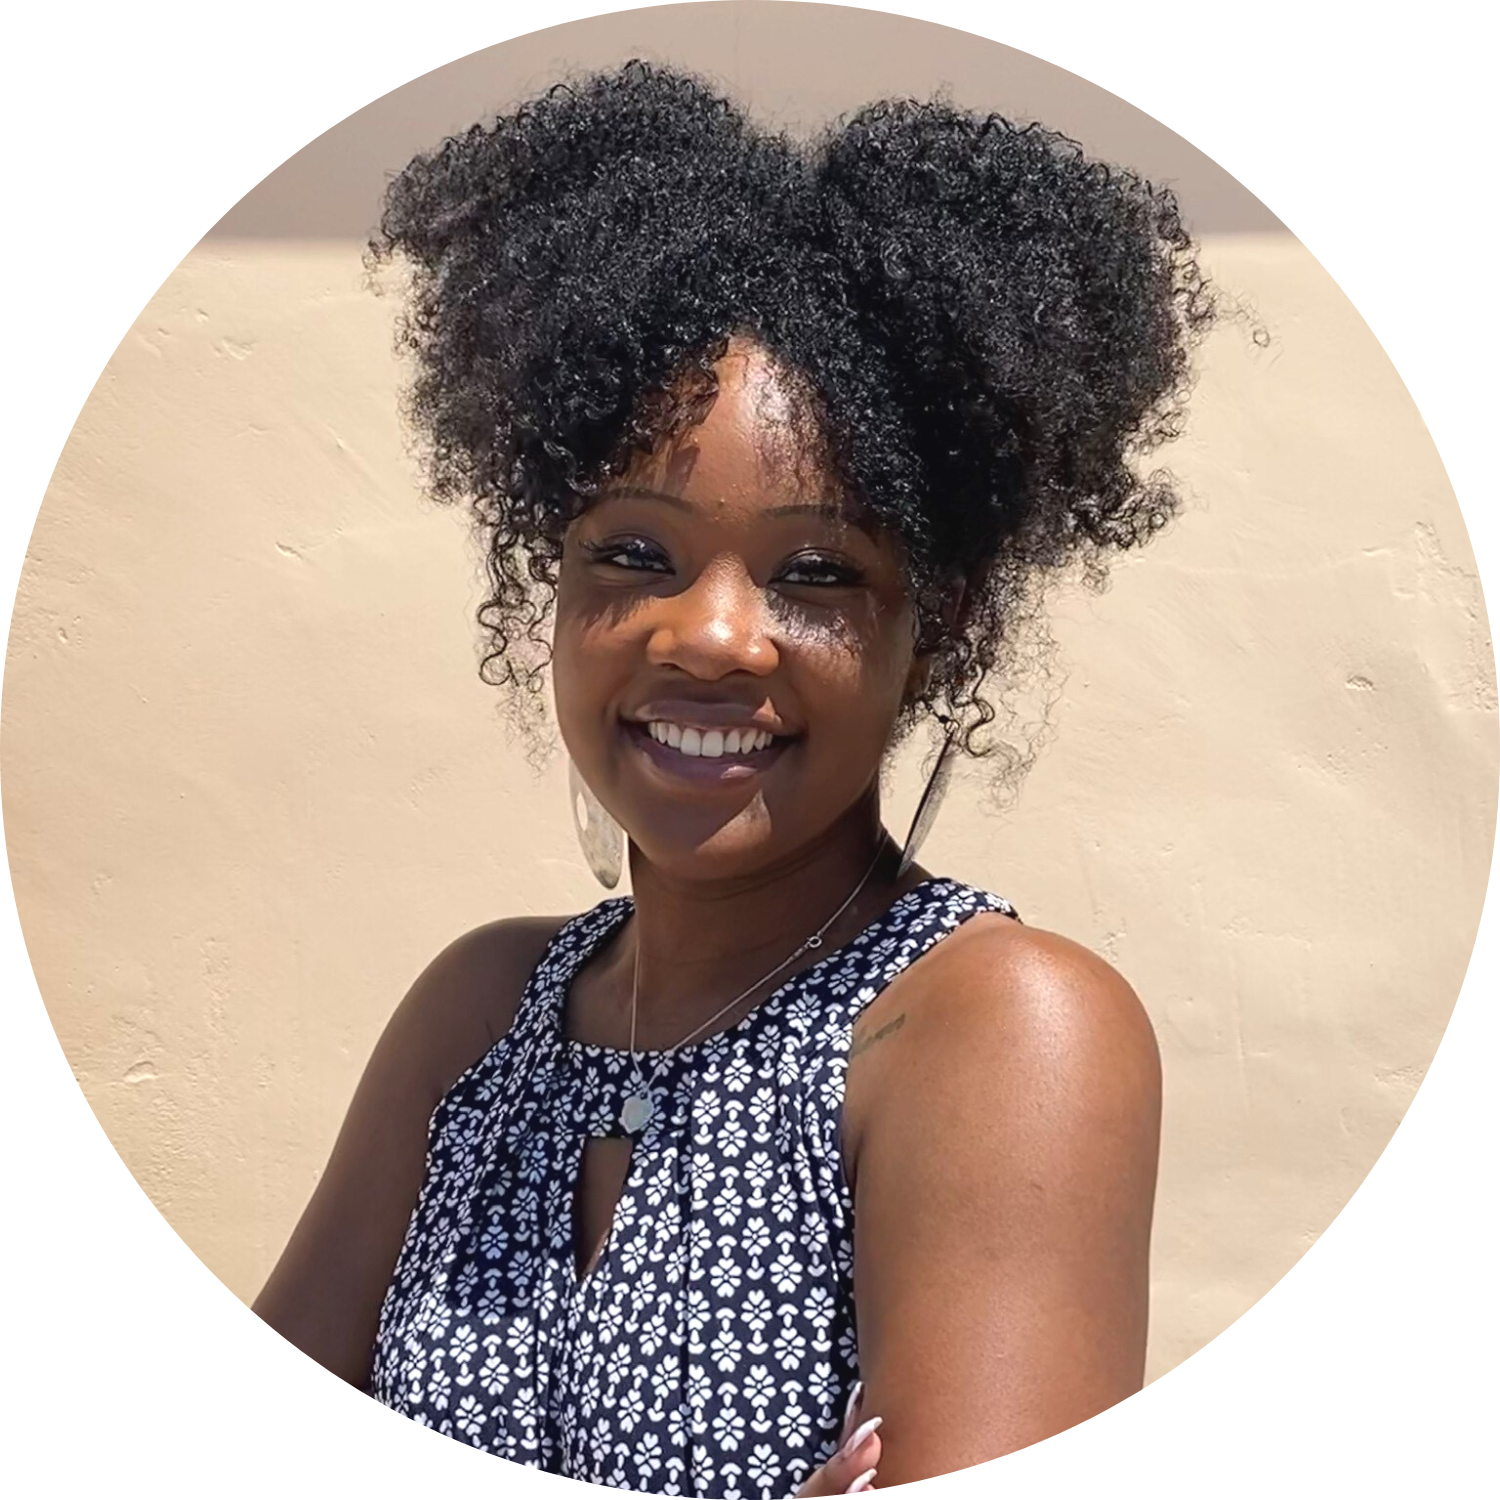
top-left (840, 1381), bottom-right (865, 1440)
top-left (840, 1416), bottom-right (883, 1460)
top-left (845, 1468), bottom-right (878, 1493)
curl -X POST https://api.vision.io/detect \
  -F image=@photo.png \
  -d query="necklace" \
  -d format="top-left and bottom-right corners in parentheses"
top-left (618, 848), bottom-right (889, 1134)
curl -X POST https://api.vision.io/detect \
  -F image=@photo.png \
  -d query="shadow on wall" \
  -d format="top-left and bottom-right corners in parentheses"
top-left (207, 1), bottom-right (1285, 244)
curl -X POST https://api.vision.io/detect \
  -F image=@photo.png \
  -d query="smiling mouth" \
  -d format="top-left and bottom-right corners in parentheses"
top-left (622, 719), bottom-right (793, 780)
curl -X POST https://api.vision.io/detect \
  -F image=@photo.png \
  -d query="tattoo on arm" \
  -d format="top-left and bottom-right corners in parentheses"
top-left (849, 1012), bottom-right (907, 1059)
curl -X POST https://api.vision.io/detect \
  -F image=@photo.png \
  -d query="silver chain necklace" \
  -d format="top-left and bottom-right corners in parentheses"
top-left (618, 848), bottom-right (888, 1134)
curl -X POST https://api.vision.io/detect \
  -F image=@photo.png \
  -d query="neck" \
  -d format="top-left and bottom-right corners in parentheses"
top-left (620, 793), bottom-right (913, 1036)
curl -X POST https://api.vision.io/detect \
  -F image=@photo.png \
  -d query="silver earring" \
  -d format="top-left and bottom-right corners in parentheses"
top-left (897, 716), bottom-right (959, 877)
top-left (569, 759), bottom-right (625, 889)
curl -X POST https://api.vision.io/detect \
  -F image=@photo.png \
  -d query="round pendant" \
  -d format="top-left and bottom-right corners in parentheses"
top-left (620, 1092), bottom-right (653, 1134)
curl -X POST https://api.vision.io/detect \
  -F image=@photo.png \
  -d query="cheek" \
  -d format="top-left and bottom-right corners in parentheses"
top-left (772, 599), bottom-right (915, 724)
top-left (767, 596), bottom-right (853, 654)
top-left (554, 558), bottom-right (633, 651)
top-left (550, 591), bottom-right (624, 749)
top-left (553, 568), bottom-right (602, 649)
top-left (554, 565), bottom-right (646, 670)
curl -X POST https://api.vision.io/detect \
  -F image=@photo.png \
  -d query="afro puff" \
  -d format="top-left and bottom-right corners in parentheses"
top-left (369, 59), bottom-right (1215, 759)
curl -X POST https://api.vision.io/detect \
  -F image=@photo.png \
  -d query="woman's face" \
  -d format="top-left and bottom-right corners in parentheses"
top-left (552, 337), bottom-right (922, 881)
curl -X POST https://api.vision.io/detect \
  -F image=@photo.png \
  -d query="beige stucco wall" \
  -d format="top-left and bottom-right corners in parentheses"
top-left (3, 2), bottom-right (1494, 1391)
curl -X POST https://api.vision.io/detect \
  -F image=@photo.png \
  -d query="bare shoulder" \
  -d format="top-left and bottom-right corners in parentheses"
top-left (865, 909), bottom-right (1155, 1069)
top-left (384, 912), bottom-right (575, 1111)
top-left (845, 912), bottom-right (1164, 1479)
top-left (925, 911), bottom-right (1151, 1061)
top-left (882, 900), bottom-right (1164, 1182)
top-left (252, 909), bottom-right (575, 1380)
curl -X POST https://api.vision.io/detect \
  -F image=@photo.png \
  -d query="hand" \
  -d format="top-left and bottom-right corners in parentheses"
top-left (795, 1382), bottom-right (882, 1495)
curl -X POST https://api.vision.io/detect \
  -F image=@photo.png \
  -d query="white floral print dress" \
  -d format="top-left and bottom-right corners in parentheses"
top-left (370, 877), bottom-right (1018, 1497)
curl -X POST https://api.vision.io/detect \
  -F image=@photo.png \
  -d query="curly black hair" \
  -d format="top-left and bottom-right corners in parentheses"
top-left (369, 59), bottom-right (1215, 764)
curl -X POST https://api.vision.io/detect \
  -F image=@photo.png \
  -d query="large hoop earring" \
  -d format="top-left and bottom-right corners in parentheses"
top-left (569, 759), bottom-right (625, 889)
top-left (897, 716), bottom-right (959, 877)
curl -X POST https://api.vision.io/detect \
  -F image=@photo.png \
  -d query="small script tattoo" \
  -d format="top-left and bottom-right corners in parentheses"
top-left (849, 1012), bottom-right (907, 1059)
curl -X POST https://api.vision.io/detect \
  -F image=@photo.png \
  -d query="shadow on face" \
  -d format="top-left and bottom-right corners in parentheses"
top-left (551, 336), bottom-right (925, 882)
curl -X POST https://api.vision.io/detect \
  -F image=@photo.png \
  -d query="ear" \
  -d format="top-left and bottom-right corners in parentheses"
top-left (903, 575), bottom-right (969, 705)
top-left (941, 574), bottom-right (971, 632)
top-left (904, 652), bottom-right (934, 706)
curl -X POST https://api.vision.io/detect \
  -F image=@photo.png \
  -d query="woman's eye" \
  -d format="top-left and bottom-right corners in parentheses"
top-left (581, 538), bottom-right (670, 573)
top-left (579, 540), bottom-right (864, 585)
top-left (780, 561), bottom-right (864, 588)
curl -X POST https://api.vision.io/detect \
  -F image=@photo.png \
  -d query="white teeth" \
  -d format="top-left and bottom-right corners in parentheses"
top-left (644, 722), bottom-right (776, 757)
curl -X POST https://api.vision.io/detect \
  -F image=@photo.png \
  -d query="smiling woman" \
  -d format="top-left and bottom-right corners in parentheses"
top-left (250, 59), bottom-right (1199, 1496)
top-left (555, 353), bottom-right (924, 885)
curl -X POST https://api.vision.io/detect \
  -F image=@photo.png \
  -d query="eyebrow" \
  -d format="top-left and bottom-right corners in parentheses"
top-left (599, 484), bottom-right (880, 536)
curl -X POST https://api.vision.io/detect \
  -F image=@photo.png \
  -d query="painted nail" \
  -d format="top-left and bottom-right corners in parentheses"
top-left (845, 1469), bottom-right (878, 1493)
top-left (840, 1381), bottom-right (865, 1441)
top-left (840, 1416), bottom-right (883, 1461)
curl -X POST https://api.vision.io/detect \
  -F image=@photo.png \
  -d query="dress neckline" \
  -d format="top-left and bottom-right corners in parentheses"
top-left (556, 875), bottom-right (952, 1064)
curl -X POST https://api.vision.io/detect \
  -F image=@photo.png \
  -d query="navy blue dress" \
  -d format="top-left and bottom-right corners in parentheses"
top-left (370, 876), bottom-right (1018, 1497)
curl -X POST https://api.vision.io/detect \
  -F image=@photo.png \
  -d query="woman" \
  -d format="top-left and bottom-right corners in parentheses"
top-left (254, 60), bottom-right (1211, 1496)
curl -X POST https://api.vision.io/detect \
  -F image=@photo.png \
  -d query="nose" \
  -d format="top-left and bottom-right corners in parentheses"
top-left (643, 557), bottom-right (780, 680)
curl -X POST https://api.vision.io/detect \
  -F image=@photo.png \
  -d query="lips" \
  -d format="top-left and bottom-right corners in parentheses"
top-left (626, 698), bottom-right (796, 737)
top-left (621, 717), bottom-right (793, 784)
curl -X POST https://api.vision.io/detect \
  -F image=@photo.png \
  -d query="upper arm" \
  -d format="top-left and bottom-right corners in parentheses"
top-left (251, 915), bottom-right (563, 1388)
top-left (845, 917), bottom-right (1162, 1484)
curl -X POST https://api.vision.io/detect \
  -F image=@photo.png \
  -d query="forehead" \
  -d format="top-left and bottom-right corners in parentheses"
top-left (623, 337), bottom-right (845, 514)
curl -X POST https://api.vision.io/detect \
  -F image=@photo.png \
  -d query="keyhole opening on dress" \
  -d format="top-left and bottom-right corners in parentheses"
top-left (573, 1134), bottom-right (636, 1285)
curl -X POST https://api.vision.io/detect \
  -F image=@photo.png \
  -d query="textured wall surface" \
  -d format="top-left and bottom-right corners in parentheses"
top-left (3, 3), bottom-right (1494, 1392)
